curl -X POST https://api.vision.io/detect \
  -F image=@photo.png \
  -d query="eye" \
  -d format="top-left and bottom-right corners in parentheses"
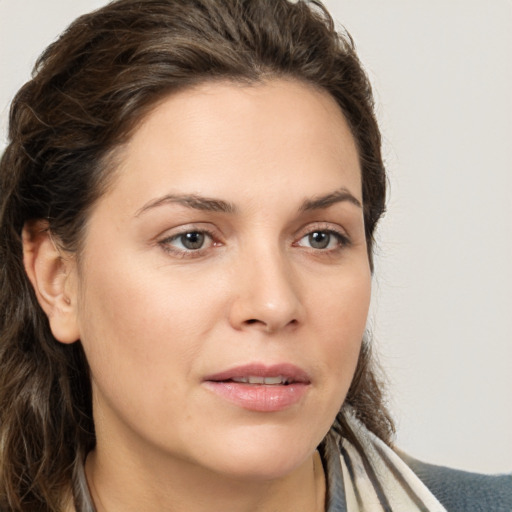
top-left (175, 231), bottom-right (208, 250)
top-left (160, 230), bottom-right (215, 254)
top-left (296, 229), bottom-right (348, 250)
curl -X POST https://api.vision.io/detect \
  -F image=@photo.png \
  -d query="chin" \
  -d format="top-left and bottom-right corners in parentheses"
top-left (193, 422), bottom-right (325, 481)
top-left (214, 452), bottom-right (309, 482)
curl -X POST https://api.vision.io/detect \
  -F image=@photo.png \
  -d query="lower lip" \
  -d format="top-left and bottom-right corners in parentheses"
top-left (203, 381), bottom-right (309, 412)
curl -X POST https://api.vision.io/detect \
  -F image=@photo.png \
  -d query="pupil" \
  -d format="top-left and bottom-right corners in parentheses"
top-left (182, 232), bottom-right (204, 250)
top-left (309, 231), bottom-right (330, 249)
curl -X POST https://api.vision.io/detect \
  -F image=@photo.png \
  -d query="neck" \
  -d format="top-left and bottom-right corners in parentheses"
top-left (85, 445), bottom-right (325, 512)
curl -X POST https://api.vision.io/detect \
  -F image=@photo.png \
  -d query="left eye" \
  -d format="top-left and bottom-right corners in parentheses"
top-left (296, 230), bottom-right (344, 250)
top-left (166, 231), bottom-right (212, 251)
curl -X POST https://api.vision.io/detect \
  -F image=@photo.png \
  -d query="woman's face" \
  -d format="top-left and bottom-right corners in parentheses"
top-left (71, 79), bottom-right (371, 480)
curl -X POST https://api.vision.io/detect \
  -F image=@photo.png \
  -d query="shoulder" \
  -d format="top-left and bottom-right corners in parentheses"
top-left (397, 450), bottom-right (512, 512)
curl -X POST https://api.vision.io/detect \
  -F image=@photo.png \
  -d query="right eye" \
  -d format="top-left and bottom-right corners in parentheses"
top-left (159, 229), bottom-right (217, 257)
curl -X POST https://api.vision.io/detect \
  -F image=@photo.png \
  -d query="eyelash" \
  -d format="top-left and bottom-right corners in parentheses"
top-left (158, 224), bottom-right (351, 259)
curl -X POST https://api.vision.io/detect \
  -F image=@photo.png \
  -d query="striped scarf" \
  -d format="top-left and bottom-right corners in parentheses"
top-left (322, 410), bottom-right (447, 512)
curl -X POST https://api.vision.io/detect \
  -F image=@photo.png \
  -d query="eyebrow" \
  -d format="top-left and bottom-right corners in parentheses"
top-left (136, 187), bottom-right (361, 217)
top-left (135, 194), bottom-right (237, 217)
top-left (299, 188), bottom-right (362, 211)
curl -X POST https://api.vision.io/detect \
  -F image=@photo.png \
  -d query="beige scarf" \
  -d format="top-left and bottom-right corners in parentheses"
top-left (339, 411), bottom-right (447, 512)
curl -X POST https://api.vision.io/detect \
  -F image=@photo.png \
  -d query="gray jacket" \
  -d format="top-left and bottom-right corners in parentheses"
top-left (401, 452), bottom-right (512, 512)
top-left (320, 438), bottom-right (512, 512)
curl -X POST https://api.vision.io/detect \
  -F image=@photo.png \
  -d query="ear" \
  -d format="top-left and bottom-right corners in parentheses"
top-left (22, 219), bottom-right (80, 344)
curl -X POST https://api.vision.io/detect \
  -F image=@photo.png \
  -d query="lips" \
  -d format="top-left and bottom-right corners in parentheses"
top-left (203, 363), bottom-right (311, 412)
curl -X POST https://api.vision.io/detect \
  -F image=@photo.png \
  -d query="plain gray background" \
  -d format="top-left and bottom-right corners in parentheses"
top-left (0, 0), bottom-right (510, 473)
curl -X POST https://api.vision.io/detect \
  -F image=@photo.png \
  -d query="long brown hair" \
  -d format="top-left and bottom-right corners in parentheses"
top-left (0, 0), bottom-right (391, 509)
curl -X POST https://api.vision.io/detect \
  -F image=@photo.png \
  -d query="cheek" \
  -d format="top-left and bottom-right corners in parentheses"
top-left (307, 264), bottom-right (371, 396)
top-left (74, 257), bottom-right (209, 407)
top-left (312, 260), bottom-right (371, 339)
top-left (76, 276), bottom-right (207, 449)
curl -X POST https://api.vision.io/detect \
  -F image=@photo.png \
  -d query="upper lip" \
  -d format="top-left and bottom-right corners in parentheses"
top-left (204, 363), bottom-right (311, 384)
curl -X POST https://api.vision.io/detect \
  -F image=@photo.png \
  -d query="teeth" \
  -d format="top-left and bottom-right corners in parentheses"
top-left (261, 376), bottom-right (285, 385)
top-left (231, 376), bottom-right (289, 385)
top-left (231, 377), bottom-right (249, 383)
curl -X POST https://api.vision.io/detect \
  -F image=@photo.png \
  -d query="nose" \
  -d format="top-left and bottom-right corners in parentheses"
top-left (228, 247), bottom-right (303, 334)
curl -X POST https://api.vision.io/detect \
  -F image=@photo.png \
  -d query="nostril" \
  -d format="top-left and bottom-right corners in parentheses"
top-left (243, 318), bottom-right (298, 330)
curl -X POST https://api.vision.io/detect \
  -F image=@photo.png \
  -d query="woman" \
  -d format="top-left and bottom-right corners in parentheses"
top-left (0, 1), bottom-right (510, 511)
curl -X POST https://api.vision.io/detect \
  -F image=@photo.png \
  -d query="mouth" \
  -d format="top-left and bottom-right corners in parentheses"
top-left (229, 375), bottom-right (294, 385)
top-left (203, 363), bottom-right (311, 412)
top-left (204, 363), bottom-right (310, 385)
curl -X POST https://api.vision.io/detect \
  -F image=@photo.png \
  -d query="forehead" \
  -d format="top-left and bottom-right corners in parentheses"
top-left (106, 79), bottom-right (362, 210)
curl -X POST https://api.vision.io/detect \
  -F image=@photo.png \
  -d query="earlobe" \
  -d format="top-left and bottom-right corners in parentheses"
top-left (22, 220), bottom-right (80, 344)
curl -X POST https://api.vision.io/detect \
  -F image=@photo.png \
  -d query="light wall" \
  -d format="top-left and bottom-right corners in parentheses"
top-left (1, 0), bottom-right (510, 473)
top-left (324, 0), bottom-right (512, 473)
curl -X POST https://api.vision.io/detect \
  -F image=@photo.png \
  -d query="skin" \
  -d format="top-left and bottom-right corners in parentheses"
top-left (26, 79), bottom-right (371, 512)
